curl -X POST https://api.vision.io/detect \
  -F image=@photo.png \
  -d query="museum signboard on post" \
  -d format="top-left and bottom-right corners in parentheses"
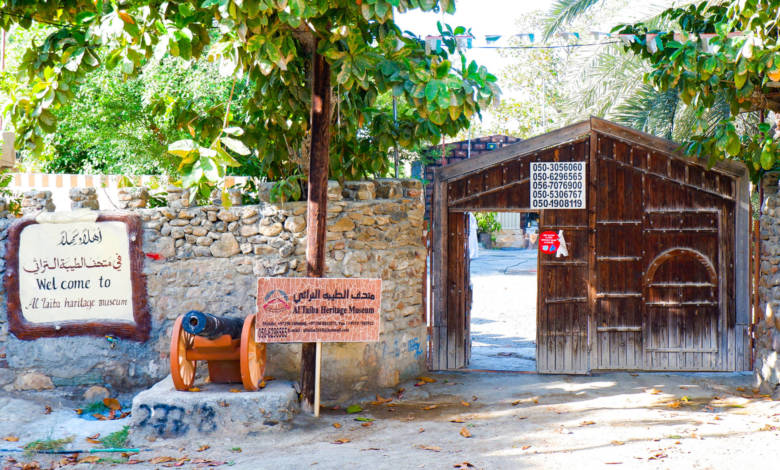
top-left (4, 212), bottom-right (149, 340)
top-left (256, 277), bottom-right (381, 343)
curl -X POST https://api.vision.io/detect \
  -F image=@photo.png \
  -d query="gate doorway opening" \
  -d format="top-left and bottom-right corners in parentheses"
top-left (469, 212), bottom-right (539, 371)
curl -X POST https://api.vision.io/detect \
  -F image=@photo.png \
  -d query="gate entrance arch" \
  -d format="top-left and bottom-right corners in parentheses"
top-left (430, 117), bottom-right (751, 373)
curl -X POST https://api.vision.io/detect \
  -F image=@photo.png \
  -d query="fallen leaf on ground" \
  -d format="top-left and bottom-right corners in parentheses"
top-left (605, 462), bottom-right (623, 465)
top-left (580, 421), bottom-right (596, 426)
top-left (611, 440), bottom-right (625, 445)
top-left (85, 437), bottom-right (102, 444)
top-left (423, 404), bottom-right (438, 410)
top-left (346, 404), bottom-right (363, 414)
top-left (197, 444), bottom-right (210, 452)
top-left (229, 389), bottom-right (241, 393)
top-left (472, 395), bottom-right (478, 401)
top-left (759, 424), bottom-right (777, 431)
top-left (521, 445), bottom-right (532, 450)
top-left (355, 417), bottom-right (374, 422)
top-left (361, 422), bottom-right (372, 427)
top-left (188, 387), bottom-right (201, 392)
top-left (74, 408), bottom-right (83, 415)
top-left (43, 406), bottom-right (52, 415)
top-left (149, 456), bottom-right (177, 464)
top-left (333, 439), bottom-right (351, 444)
top-left (417, 445), bottom-right (441, 452)
top-left (736, 387), bottom-right (745, 392)
top-left (332, 423), bottom-right (342, 429)
top-left (454, 462), bottom-right (475, 468)
top-left (3, 436), bottom-right (19, 442)
top-left (78, 456), bottom-right (101, 464)
top-left (532, 399), bottom-right (539, 404)
top-left (667, 401), bottom-right (682, 409)
top-left (417, 376), bottom-right (436, 383)
top-left (646, 388), bottom-right (663, 395)
top-left (461, 401), bottom-right (470, 407)
top-left (369, 395), bottom-right (392, 405)
top-left (103, 398), bottom-right (121, 410)
top-left (460, 427), bottom-right (472, 438)
top-left (190, 458), bottom-right (225, 466)
top-left (450, 418), bottom-right (465, 423)
top-left (511, 400), bottom-right (522, 406)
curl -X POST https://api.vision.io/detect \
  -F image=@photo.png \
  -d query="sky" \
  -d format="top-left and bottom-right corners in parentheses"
top-left (396, 0), bottom-right (557, 77)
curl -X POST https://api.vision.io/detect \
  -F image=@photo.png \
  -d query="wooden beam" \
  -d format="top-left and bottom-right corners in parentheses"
top-left (301, 47), bottom-right (331, 412)
top-left (448, 177), bottom-right (529, 206)
top-left (590, 117), bottom-right (747, 178)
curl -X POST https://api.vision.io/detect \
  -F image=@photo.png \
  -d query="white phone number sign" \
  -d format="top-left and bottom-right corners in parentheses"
top-left (530, 161), bottom-right (586, 210)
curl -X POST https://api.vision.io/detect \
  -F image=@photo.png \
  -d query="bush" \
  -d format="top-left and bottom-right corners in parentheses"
top-left (475, 212), bottom-right (501, 235)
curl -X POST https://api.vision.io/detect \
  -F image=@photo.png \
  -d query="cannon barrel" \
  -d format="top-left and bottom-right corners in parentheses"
top-left (182, 311), bottom-right (245, 340)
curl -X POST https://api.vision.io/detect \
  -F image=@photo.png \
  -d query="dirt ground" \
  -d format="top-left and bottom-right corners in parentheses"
top-left (2, 370), bottom-right (778, 470)
top-left (3, 248), bottom-right (778, 469)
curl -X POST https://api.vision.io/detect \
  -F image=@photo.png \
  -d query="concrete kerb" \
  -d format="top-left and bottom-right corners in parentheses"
top-left (129, 376), bottom-right (299, 443)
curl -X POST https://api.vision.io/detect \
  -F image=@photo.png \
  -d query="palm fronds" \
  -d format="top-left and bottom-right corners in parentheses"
top-left (542, 0), bottom-right (604, 41)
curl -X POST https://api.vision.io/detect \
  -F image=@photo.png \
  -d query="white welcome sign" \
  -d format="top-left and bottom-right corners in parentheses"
top-left (18, 220), bottom-right (134, 323)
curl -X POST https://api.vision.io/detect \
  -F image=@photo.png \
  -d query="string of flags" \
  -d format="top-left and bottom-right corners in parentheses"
top-left (423, 31), bottom-right (754, 53)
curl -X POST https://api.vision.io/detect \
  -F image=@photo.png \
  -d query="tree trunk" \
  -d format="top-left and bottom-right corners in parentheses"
top-left (300, 46), bottom-right (331, 412)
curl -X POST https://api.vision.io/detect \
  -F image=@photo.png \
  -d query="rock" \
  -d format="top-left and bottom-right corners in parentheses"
top-left (150, 237), bottom-right (176, 258)
top-left (217, 209), bottom-right (239, 222)
top-left (130, 376), bottom-right (299, 441)
top-left (240, 224), bottom-right (259, 237)
top-left (13, 372), bottom-right (54, 391)
top-left (210, 233), bottom-right (240, 257)
top-left (284, 216), bottom-right (306, 233)
top-left (259, 222), bottom-right (283, 237)
top-left (329, 217), bottom-right (355, 232)
top-left (83, 385), bottom-right (110, 402)
top-left (327, 180), bottom-right (343, 201)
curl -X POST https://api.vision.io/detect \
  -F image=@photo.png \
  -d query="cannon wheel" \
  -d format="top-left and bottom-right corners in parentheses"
top-left (170, 316), bottom-right (197, 391)
top-left (240, 315), bottom-right (266, 391)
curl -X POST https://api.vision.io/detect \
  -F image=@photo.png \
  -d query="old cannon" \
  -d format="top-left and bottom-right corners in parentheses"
top-left (170, 311), bottom-right (266, 391)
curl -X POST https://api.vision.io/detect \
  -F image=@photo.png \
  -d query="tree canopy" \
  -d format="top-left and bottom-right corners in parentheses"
top-left (615, 0), bottom-right (780, 181)
top-left (0, 0), bottom-right (498, 199)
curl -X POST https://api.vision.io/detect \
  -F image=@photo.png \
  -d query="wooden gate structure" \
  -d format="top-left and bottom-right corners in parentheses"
top-left (430, 117), bottom-right (751, 373)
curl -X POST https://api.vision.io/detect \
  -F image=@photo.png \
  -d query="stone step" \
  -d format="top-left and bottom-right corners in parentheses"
top-left (130, 376), bottom-right (299, 442)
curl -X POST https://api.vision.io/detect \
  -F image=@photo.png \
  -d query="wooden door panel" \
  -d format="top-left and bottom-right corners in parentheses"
top-left (592, 154), bottom-right (644, 370)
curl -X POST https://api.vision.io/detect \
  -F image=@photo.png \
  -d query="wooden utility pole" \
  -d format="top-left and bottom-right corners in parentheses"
top-left (300, 46), bottom-right (331, 412)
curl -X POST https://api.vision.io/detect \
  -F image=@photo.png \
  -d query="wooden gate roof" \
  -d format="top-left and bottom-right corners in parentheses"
top-left (436, 117), bottom-right (746, 183)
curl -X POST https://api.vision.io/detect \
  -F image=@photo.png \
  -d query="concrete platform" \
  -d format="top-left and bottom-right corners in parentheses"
top-left (130, 376), bottom-right (299, 442)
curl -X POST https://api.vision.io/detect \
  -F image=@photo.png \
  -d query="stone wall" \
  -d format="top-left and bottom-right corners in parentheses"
top-left (0, 179), bottom-right (427, 402)
top-left (756, 177), bottom-right (780, 398)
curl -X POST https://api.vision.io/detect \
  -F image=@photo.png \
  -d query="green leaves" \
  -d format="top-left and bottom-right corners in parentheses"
top-left (615, 0), bottom-right (780, 182)
top-left (4, 0), bottom-right (496, 187)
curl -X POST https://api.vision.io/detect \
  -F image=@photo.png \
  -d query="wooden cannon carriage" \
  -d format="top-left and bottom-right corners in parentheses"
top-left (170, 311), bottom-right (266, 391)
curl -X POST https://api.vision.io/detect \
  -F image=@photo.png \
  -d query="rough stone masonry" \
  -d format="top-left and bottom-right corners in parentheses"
top-left (0, 179), bottom-right (427, 402)
top-left (756, 176), bottom-right (780, 398)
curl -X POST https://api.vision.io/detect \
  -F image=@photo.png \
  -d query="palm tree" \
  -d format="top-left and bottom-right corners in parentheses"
top-left (541, 0), bottom-right (746, 142)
